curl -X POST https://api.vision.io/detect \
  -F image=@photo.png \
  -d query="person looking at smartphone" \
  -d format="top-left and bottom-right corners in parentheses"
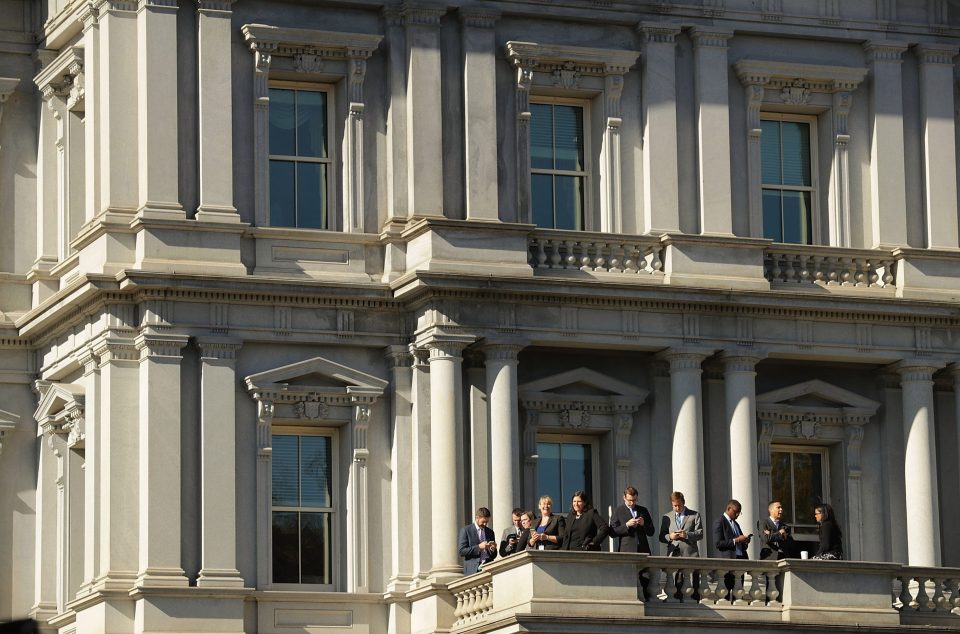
top-left (713, 499), bottom-right (751, 599)
top-left (499, 507), bottom-right (525, 557)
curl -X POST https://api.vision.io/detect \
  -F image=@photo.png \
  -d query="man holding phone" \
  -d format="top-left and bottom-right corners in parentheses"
top-left (713, 499), bottom-right (751, 599)
top-left (499, 508), bottom-right (525, 557)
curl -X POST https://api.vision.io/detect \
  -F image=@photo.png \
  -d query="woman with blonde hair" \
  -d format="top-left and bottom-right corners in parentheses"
top-left (528, 495), bottom-right (565, 550)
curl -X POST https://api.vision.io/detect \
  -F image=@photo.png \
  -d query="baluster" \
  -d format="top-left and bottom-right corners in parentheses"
top-left (812, 255), bottom-right (825, 284)
top-left (882, 260), bottom-right (896, 287)
top-left (650, 247), bottom-right (664, 273)
top-left (910, 576), bottom-right (926, 610)
top-left (840, 257), bottom-right (855, 285)
top-left (732, 568), bottom-right (748, 605)
top-left (949, 578), bottom-right (960, 615)
top-left (747, 570), bottom-right (765, 605)
top-left (867, 261), bottom-right (880, 287)
top-left (826, 257), bottom-right (840, 285)
top-left (770, 255), bottom-right (783, 282)
top-left (664, 566), bottom-right (679, 602)
top-left (797, 254), bottom-right (811, 283)
top-left (594, 244), bottom-right (608, 272)
top-left (698, 567), bottom-right (713, 604)
top-left (534, 239), bottom-right (547, 268)
top-left (899, 574), bottom-right (914, 610)
top-left (932, 576), bottom-right (947, 612)
top-left (782, 255), bottom-right (797, 283)
top-left (855, 259), bottom-right (868, 286)
top-left (453, 591), bottom-right (464, 620)
top-left (714, 569), bottom-right (732, 606)
top-left (562, 240), bottom-right (575, 269)
top-left (548, 240), bottom-right (561, 268)
top-left (622, 245), bottom-right (637, 273)
top-left (580, 243), bottom-right (593, 271)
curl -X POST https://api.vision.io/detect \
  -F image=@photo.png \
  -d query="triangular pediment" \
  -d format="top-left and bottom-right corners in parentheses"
top-left (757, 379), bottom-right (879, 412)
top-left (519, 367), bottom-right (648, 402)
top-left (33, 383), bottom-right (85, 421)
top-left (245, 356), bottom-right (387, 396)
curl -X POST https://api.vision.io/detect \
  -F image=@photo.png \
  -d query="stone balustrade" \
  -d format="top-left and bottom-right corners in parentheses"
top-left (895, 566), bottom-right (960, 622)
top-left (764, 244), bottom-right (897, 289)
top-left (528, 230), bottom-right (665, 276)
top-left (449, 572), bottom-right (494, 627)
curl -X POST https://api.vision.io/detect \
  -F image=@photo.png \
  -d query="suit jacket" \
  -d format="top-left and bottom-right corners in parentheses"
top-left (658, 508), bottom-right (704, 557)
top-left (610, 504), bottom-right (655, 553)
top-left (457, 523), bottom-right (498, 575)
top-left (815, 519), bottom-right (843, 557)
top-left (759, 517), bottom-right (794, 560)
top-left (561, 508), bottom-right (609, 551)
top-left (712, 514), bottom-right (748, 559)
top-left (499, 525), bottom-right (527, 557)
top-left (529, 514), bottom-right (564, 550)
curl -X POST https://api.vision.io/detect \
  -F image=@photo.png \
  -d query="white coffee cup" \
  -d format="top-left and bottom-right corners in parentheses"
top-left (800, 550), bottom-right (809, 559)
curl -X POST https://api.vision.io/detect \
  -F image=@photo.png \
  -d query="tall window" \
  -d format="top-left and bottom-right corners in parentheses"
top-left (537, 438), bottom-right (594, 511)
top-left (530, 102), bottom-right (587, 230)
top-left (761, 115), bottom-right (816, 244)
top-left (771, 445), bottom-right (828, 540)
top-left (269, 86), bottom-right (331, 229)
top-left (272, 432), bottom-right (335, 586)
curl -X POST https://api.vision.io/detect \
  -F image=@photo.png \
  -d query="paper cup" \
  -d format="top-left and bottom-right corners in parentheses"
top-left (800, 550), bottom-right (809, 559)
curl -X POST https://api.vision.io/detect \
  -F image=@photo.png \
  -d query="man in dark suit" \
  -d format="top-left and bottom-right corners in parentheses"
top-left (610, 486), bottom-right (655, 600)
top-left (759, 500), bottom-right (793, 601)
top-left (457, 507), bottom-right (498, 575)
top-left (712, 499), bottom-right (752, 599)
top-left (499, 508), bottom-right (525, 557)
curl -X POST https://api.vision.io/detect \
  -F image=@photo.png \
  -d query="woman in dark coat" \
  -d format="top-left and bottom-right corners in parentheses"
top-left (812, 504), bottom-right (843, 560)
top-left (561, 490), bottom-right (609, 551)
top-left (528, 496), bottom-right (565, 550)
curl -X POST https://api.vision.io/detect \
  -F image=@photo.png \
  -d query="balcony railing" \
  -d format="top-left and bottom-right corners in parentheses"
top-left (764, 244), bottom-right (897, 289)
top-left (413, 552), bottom-right (960, 633)
top-left (528, 230), bottom-right (665, 276)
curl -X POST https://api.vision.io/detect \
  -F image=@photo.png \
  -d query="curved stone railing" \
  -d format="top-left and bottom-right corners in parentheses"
top-left (764, 245), bottom-right (897, 288)
top-left (894, 567), bottom-right (960, 617)
top-left (528, 230), bottom-right (665, 276)
top-left (644, 557), bottom-right (782, 606)
top-left (449, 571), bottom-right (493, 628)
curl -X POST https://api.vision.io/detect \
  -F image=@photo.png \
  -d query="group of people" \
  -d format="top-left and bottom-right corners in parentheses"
top-left (457, 487), bottom-right (845, 582)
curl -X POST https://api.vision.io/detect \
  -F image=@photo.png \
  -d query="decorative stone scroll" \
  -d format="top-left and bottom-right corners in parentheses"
top-left (505, 41), bottom-right (639, 233)
top-left (241, 24), bottom-right (383, 233)
top-left (734, 60), bottom-right (867, 246)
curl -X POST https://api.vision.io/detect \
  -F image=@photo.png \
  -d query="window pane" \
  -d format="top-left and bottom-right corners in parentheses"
top-left (559, 443), bottom-right (590, 510)
top-left (530, 104), bottom-right (553, 169)
top-left (792, 452), bottom-right (823, 524)
top-left (270, 89), bottom-right (296, 156)
top-left (537, 442), bottom-right (562, 507)
top-left (781, 121), bottom-right (811, 186)
top-left (762, 189), bottom-right (783, 242)
top-left (770, 452), bottom-right (793, 523)
top-left (297, 91), bottom-right (327, 159)
top-left (272, 435), bottom-right (299, 507)
top-left (301, 436), bottom-right (331, 508)
top-left (272, 511), bottom-right (299, 583)
top-left (782, 190), bottom-right (812, 245)
top-left (297, 163), bottom-right (327, 229)
top-left (270, 161), bottom-right (296, 227)
top-left (301, 512), bottom-right (331, 585)
top-left (760, 120), bottom-right (781, 185)
top-left (531, 174), bottom-right (555, 228)
top-left (554, 175), bottom-right (583, 231)
top-left (553, 105), bottom-right (584, 171)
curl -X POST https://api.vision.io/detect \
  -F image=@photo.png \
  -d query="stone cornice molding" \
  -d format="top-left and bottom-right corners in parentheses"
top-left (459, 5), bottom-right (500, 29)
top-left (863, 40), bottom-right (910, 64)
top-left (33, 382), bottom-right (85, 448)
top-left (519, 367), bottom-right (648, 415)
top-left (734, 59), bottom-right (868, 93)
top-left (638, 22), bottom-right (681, 44)
top-left (242, 24), bottom-right (383, 63)
top-left (756, 403), bottom-right (876, 426)
top-left (688, 26), bottom-right (733, 48)
top-left (33, 47), bottom-right (83, 104)
top-left (0, 408), bottom-right (20, 457)
top-left (505, 41), bottom-right (640, 78)
top-left (913, 43), bottom-right (959, 65)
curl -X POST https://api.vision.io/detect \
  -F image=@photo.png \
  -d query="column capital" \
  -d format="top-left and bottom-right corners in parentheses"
top-left (656, 346), bottom-right (714, 371)
top-left (135, 332), bottom-right (190, 360)
top-left (689, 26), bottom-right (733, 48)
top-left (890, 358), bottom-right (945, 382)
top-left (638, 21), bottom-right (681, 43)
top-left (459, 5), bottom-right (500, 28)
top-left (913, 43), bottom-right (958, 65)
top-left (196, 0), bottom-right (235, 12)
top-left (863, 40), bottom-right (909, 64)
top-left (480, 339), bottom-right (527, 363)
top-left (93, 336), bottom-right (140, 364)
top-left (420, 333), bottom-right (475, 360)
top-left (719, 350), bottom-right (766, 373)
top-left (195, 337), bottom-right (242, 360)
top-left (385, 344), bottom-right (413, 368)
top-left (401, 1), bottom-right (446, 26)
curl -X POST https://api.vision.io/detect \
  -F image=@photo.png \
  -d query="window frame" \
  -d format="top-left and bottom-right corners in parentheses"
top-left (535, 432), bottom-right (601, 513)
top-left (267, 80), bottom-right (337, 231)
top-left (269, 425), bottom-right (339, 591)
top-left (760, 112), bottom-right (820, 245)
top-left (770, 443), bottom-right (830, 543)
top-left (528, 96), bottom-right (593, 232)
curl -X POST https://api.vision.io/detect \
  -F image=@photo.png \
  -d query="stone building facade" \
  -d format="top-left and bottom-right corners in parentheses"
top-left (1, 0), bottom-right (960, 632)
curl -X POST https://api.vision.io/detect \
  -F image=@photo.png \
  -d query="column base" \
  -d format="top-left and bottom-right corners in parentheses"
top-left (137, 203), bottom-right (187, 221)
top-left (198, 568), bottom-right (247, 588)
top-left (426, 565), bottom-right (462, 584)
top-left (136, 567), bottom-right (190, 588)
top-left (196, 205), bottom-right (242, 223)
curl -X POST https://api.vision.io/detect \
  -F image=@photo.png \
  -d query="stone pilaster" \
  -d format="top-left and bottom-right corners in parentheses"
top-left (386, 347), bottom-right (415, 593)
top-left (484, 342), bottom-right (524, 537)
top-left (196, 338), bottom-right (245, 587)
top-left (690, 28), bottom-right (734, 236)
top-left (639, 23), bottom-right (681, 234)
top-left (461, 7), bottom-right (500, 221)
top-left (864, 41), bottom-right (909, 247)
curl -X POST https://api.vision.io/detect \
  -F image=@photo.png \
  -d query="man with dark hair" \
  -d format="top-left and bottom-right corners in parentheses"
top-left (658, 490), bottom-right (704, 600)
top-left (457, 507), bottom-right (498, 575)
top-left (499, 507), bottom-right (525, 557)
top-left (760, 500), bottom-right (793, 601)
top-left (713, 499), bottom-right (752, 599)
top-left (610, 486), bottom-right (656, 600)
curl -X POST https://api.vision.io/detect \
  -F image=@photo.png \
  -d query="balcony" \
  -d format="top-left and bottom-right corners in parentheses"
top-left (411, 551), bottom-right (960, 633)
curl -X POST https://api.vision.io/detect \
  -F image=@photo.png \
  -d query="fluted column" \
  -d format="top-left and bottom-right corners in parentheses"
top-left (658, 348), bottom-right (711, 513)
top-left (722, 352), bottom-right (763, 559)
top-left (136, 0), bottom-right (183, 219)
top-left (461, 6), bottom-right (500, 221)
top-left (864, 41), bottom-right (909, 247)
top-left (196, 338), bottom-right (244, 587)
top-left (639, 23), bottom-right (681, 234)
top-left (484, 343), bottom-right (523, 536)
top-left (895, 359), bottom-right (944, 566)
top-left (425, 336), bottom-right (472, 577)
top-left (196, 0), bottom-right (239, 221)
top-left (691, 28), bottom-right (733, 236)
top-left (916, 44), bottom-right (959, 249)
top-left (135, 332), bottom-right (189, 587)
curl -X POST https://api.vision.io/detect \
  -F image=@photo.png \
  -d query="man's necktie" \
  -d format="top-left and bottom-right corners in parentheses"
top-left (676, 513), bottom-right (682, 529)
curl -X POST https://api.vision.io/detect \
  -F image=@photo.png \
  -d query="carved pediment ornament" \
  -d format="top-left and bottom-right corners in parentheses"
top-left (791, 416), bottom-right (820, 439)
top-left (295, 399), bottom-right (329, 420)
top-left (780, 80), bottom-right (811, 105)
top-left (553, 61), bottom-right (581, 89)
top-left (294, 52), bottom-right (324, 73)
top-left (559, 404), bottom-right (590, 428)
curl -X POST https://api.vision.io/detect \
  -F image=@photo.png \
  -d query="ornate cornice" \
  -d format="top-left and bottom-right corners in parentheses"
top-left (734, 59), bottom-right (868, 93)
top-left (459, 6), bottom-right (499, 29)
top-left (241, 24), bottom-right (383, 63)
top-left (913, 43), bottom-right (958, 65)
top-left (638, 22), bottom-right (681, 44)
top-left (505, 41), bottom-right (640, 80)
top-left (863, 40), bottom-right (909, 64)
top-left (401, 2), bottom-right (446, 26)
top-left (688, 26), bottom-right (733, 48)
top-left (195, 337), bottom-right (242, 360)
top-left (135, 332), bottom-right (189, 359)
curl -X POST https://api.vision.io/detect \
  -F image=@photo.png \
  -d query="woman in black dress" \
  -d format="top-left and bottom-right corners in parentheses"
top-left (812, 504), bottom-right (843, 560)
top-left (561, 490), bottom-right (609, 551)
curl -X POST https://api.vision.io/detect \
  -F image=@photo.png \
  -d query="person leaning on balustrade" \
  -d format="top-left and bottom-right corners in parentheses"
top-left (528, 495), bottom-right (564, 550)
top-left (812, 503), bottom-right (844, 560)
top-left (561, 490), bottom-right (609, 550)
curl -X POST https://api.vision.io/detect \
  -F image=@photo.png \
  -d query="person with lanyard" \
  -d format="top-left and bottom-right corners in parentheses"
top-left (457, 507), bottom-right (498, 575)
top-left (528, 495), bottom-right (564, 550)
top-left (712, 499), bottom-right (752, 600)
top-left (658, 491), bottom-right (704, 600)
